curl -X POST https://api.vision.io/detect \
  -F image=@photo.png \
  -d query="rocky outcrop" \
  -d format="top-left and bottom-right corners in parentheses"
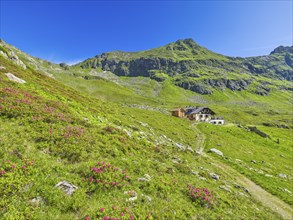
top-left (8, 51), bottom-right (27, 70)
top-left (98, 56), bottom-right (248, 78)
top-left (0, 45), bottom-right (27, 70)
top-left (270, 46), bottom-right (293, 55)
top-left (206, 78), bottom-right (251, 91)
top-left (175, 80), bottom-right (213, 95)
top-left (253, 84), bottom-right (271, 96)
top-left (175, 78), bottom-right (252, 94)
top-left (99, 57), bottom-right (196, 77)
top-left (244, 48), bottom-right (293, 81)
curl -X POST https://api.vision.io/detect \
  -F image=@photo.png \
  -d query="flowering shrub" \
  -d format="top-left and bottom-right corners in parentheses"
top-left (0, 87), bottom-right (35, 118)
top-left (85, 206), bottom-right (153, 220)
top-left (82, 162), bottom-right (131, 192)
top-left (0, 159), bottom-right (35, 213)
top-left (0, 87), bottom-right (72, 122)
top-left (62, 125), bottom-right (85, 139)
top-left (187, 185), bottom-right (214, 207)
top-left (46, 124), bottom-right (90, 162)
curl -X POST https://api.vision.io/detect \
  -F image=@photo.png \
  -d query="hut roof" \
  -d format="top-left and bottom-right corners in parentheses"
top-left (184, 106), bottom-right (215, 115)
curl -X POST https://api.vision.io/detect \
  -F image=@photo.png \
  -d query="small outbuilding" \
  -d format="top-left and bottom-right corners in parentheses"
top-left (171, 108), bottom-right (185, 118)
top-left (209, 117), bottom-right (225, 125)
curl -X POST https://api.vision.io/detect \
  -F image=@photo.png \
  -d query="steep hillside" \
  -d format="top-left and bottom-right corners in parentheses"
top-left (0, 48), bottom-right (285, 220)
top-left (0, 40), bottom-right (292, 219)
top-left (0, 39), bottom-right (292, 127)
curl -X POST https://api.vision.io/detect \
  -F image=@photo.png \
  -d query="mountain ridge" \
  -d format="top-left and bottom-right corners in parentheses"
top-left (69, 39), bottom-right (292, 95)
top-left (0, 39), bottom-right (292, 97)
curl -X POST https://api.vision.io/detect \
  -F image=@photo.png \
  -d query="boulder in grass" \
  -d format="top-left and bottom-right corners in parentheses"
top-left (278, 174), bottom-right (287, 179)
top-left (5, 73), bottom-right (26, 84)
top-left (55, 181), bottom-right (78, 195)
top-left (210, 173), bottom-right (220, 180)
top-left (138, 174), bottom-right (151, 182)
top-left (209, 148), bottom-right (224, 157)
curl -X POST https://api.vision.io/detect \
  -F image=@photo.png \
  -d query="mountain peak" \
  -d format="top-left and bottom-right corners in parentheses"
top-left (175, 38), bottom-right (196, 45)
top-left (270, 45), bottom-right (293, 55)
top-left (170, 38), bottom-right (200, 51)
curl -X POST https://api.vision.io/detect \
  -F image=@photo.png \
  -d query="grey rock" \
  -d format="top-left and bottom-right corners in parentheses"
top-left (282, 188), bottom-right (292, 194)
top-left (31, 196), bottom-right (44, 204)
top-left (139, 122), bottom-right (148, 127)
top-left (124, 190), bottom-right (138, 197)
top-left (235, 184), bottom-right (249, 193)
top-left (55, 181), bottom-right (78, 195)
top-left (238, 192), bottom-right (249, 197)
top-left (5, 73), bottom-right (26, 84)
top-left (123, 129), bottom-right (132, 137)
top-left (174, 142), bottom-right (185, 150)
top-left (265, 174), bottom-right (273, 178)
top-left (278, 174), bottom-right (287, 178)
top-left (257, 169), bottom-right (264, 174)
top-left (199, 176), bottom-right (207, 181)
top-left (191, 171), bottom-right (199, 175)
top-left (14, 59), bottom-right (27, 69)
top-left (6, 50), bottom-right (27, 69)
top-left (186, 146), bottom-right (194, 152)
top-left (210, 173), bottom-right (220, 180)
top-left (141, 194), bottom-right (152, 202)
top-left (138, 174), bottom-right (151, 182)
top-left (219, 185), bottom-right (231, 192)
top-left (209, 148), bottom-right (224, 157)
top-left (0, 50), bottom-right (8, 59)
top-left (176, 81), bottom-right (213, 95)
top-left (251, 160), bottom-right (256, 164)
top-left (127, 196), bottom-right (137, 202)
top-left (0, 66), bottom-right (6, 69)
top-left (171, 156), bottom-right (181, 163)
top-left (254, 84), bottom-right (271, 96)
top-left (225, 79), bottom-right (251, 91)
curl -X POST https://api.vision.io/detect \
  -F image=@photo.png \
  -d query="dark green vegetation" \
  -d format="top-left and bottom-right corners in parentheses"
top-left (0, 39), bottom-right (292, 219)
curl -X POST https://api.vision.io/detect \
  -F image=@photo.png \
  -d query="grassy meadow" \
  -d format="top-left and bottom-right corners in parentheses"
top-left (1, 39), bottom-right (292, 219)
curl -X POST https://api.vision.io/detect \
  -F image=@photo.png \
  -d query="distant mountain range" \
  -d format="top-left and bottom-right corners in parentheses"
top-left (75, 39), bottom-right (292, 95)
top-left (1, 38), bottom-right (292, 96)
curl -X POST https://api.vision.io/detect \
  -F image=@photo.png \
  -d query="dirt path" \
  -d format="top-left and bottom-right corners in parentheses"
top-left (194, 124), bottom-right (293, 219)
top-left (210, 157), bottom-right (293, 219)
top-left (193, 123), bottom-right (206, 154)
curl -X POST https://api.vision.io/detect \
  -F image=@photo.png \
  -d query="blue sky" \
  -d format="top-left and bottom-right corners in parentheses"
top-left (0, 1), bottom-right (292, 64)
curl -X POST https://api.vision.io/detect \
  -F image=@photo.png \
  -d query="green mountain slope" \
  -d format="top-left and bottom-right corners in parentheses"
top-left (0, 40), bottom-right (292, 219)
top-left (75, 39), bottom-right (292, 95)
top-left (0, 39), bottom-right (292, 127)
top-left (244, 45), bottom-right (293, 80)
